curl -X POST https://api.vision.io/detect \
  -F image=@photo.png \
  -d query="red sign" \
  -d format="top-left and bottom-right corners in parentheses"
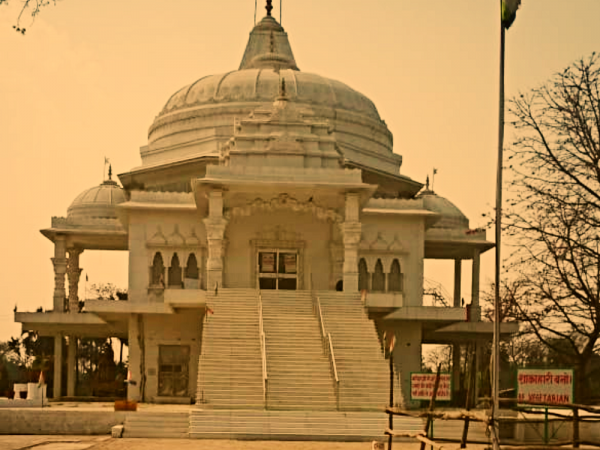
top-left (410, 373), bottom-right (452, 401)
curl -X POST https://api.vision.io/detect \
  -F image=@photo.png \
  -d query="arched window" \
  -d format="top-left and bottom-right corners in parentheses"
top-left (372, 259), bottom-right (385, 292)
top-left (185, 253), bottom-right (199, 280)
top-left (358, 258), bottom-right (369, 291)
top-left (168, 253), bottom-right (182, 287)
top-left (389, 259), bottom-right (402, 292)
top-left (151, 252), bottom-right (165, 286)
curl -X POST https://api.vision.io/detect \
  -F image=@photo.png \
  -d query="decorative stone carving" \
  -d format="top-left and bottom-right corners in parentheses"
top-left (51, 257), bottom-right (68, 312)
top-left (167, 224), bottom-right (185, 246)
top-left (226, 194), bottom-right (342, 224)
top-left (203, 217), bottom-right (228, 289)
top-left (67, 248), bottom-right (83, 313)
top-left (359, 232), bottom-right (407, 254)
top-left (129, 190), bottom-right (195, 204)
top-left (255, 225), bottom-right (303, 243)
top-left (148, 226), bottom-right (168, 246)
top-left (342, 193), bottom-right (362, 292)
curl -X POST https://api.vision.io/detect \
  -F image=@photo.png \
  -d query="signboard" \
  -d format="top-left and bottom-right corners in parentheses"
top-left (260, 253), bottom-right (275, 273)
top-left (410, 373), bottom-right (452, 401)
top-left (283, 253), bottom-right (297, 273)
top-left (517, 368), bottom-right (574, 405)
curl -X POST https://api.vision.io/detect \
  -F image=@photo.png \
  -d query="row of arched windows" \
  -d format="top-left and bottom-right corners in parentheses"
top-left (151, 252), bottom-right (199, 287)
top-left (358, 258), bottom-right (403, 293)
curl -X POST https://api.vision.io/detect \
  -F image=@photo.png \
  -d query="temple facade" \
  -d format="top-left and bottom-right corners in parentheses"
top-left (15, 8), bottom-right (513, 418)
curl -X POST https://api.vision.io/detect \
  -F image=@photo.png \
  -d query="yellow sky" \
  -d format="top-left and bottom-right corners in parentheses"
top-left (1, 1), bottom-right (599, 340)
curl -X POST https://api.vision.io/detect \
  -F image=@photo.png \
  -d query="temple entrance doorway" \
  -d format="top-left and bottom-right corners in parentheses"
top-left (157, 345), bottom-right (190, 397)
top-left (257, 249), bottom-right (298, 290)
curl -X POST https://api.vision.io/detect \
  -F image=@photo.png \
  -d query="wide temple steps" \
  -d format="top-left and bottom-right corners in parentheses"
top-left (317, 291), bottom-right (391, 411)
top-left (261, 290), bottom-right (337, 411)
top-left (196, 288), bottom-right (264, 409)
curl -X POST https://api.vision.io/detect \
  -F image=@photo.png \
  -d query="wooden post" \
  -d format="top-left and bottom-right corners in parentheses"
top-left (420, 365), bottom-right (442, 450)
top-left (573, 407), bottom-right (580, 449)
top-left (461, 344), bottom-right (475, 448)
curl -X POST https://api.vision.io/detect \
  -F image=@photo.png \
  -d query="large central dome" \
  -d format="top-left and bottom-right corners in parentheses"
top-left (157, 68), bottom-right (381, 122)
top-left (143, 14), bottom-right (401, 177)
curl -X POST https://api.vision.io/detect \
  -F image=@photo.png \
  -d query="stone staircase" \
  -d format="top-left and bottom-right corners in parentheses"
top-left (261, 290), bottom-right (337, 411)
top-left (317, 291), bottom-right (390, 411)
top-left (189, 409), bottom-right (421, 441)
top-left (123, 411), bottom-right (190, 438)
top-left (196, 288), bottom-right (264, 409)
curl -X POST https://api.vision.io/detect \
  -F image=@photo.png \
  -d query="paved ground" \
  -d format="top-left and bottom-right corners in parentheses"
top-left (0, 435), bottom-right (109, 450)
top-left (0, 436), bottom-right (493, 450)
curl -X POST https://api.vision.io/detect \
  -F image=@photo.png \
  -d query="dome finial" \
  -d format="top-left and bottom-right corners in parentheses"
top-left (108, 164), bottom-right (112, 181)
top-left (104, 156), bottom-right (110, 181)
top-left (266, 0), bottom-right (273, 16)
top-left (426, 175), bottom-right (430, 191)
top-left (280, 77), bottom-right (286, 97)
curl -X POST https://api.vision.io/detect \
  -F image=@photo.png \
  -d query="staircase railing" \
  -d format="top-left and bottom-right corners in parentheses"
top-left (258, 289), bottom-right (268, 408)
top-left (310, 275), bottom-right (340, 410)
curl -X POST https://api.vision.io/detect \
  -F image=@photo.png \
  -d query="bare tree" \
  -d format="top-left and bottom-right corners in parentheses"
top-left (0, 0), bottom-right (56, 34)
top-left (503, 52), bottom-right (600, 401)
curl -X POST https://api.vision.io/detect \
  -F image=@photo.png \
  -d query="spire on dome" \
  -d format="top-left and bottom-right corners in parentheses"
top-left (239, 8), bottom-right (299, 71)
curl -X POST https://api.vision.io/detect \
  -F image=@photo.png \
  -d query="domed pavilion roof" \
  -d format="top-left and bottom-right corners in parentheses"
top-left (417, 189), bottom-right (469, 230)
top-left (67, 179), bottom-right (127, 224)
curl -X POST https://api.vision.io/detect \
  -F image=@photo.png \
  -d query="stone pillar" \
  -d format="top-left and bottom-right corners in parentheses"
top-left (51, 236), bottom-right (68, 312)
top-left (127, 315), bottom-right (141, 401)
top-left (53, 334), bottom-right (63, 399)
top-left (471, 249), bottom-right (481, 321)
top-left (342, 193), bottom-right (361, 292)
top-left (452, 344), bottom-right (461, 400)
top-left (474, 341), bottom-right (482, 403)
top-left (67, 248), bottom-right (83, 313)
top-left (392, 322), bottom-right (422, 409)
top-left (203, 190), bottom-right (228, 291)
top-left (67, 335), bottom-right (77, 397)
top-left (454, 259), bottom-right (462, 307)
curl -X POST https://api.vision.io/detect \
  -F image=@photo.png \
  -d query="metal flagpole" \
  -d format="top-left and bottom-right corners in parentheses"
top-left (492, 2), bottom-right (506, 448)
top-left (254, 0), bottom-right (257, 25)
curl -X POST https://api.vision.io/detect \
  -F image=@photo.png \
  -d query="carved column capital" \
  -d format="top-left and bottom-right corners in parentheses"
top-left (66, 249), bottom-right (83, 313)
top-left (342, 222), bottom-right (362, 246)
top-left (52, 257), bottom-right (68, 272)
top-left (52, 257), bottom-right (68, 312)
top-left (68, 247), bottom-right (84, 259)
top-left (203, 217), bottom-right (228, 240)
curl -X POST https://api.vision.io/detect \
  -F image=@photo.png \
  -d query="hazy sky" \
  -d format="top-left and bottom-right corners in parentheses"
top-left (1, 1), bottom-right (599, 341)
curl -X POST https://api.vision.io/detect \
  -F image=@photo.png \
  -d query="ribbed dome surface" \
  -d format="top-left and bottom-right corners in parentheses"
top-left (67, 180), bottom-right (127, 222)
top-left (143, 13), bottom-right (399, 177)
top-left (417, 190), bottom-right (469, 230)
top-left (157, 68), bottom-right (381, 122)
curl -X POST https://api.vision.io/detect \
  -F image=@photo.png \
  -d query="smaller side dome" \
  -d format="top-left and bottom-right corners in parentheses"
top-left (67, 180), bottom-right (127, 224)
top-left (417, 189), bottom-right (469, 230)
